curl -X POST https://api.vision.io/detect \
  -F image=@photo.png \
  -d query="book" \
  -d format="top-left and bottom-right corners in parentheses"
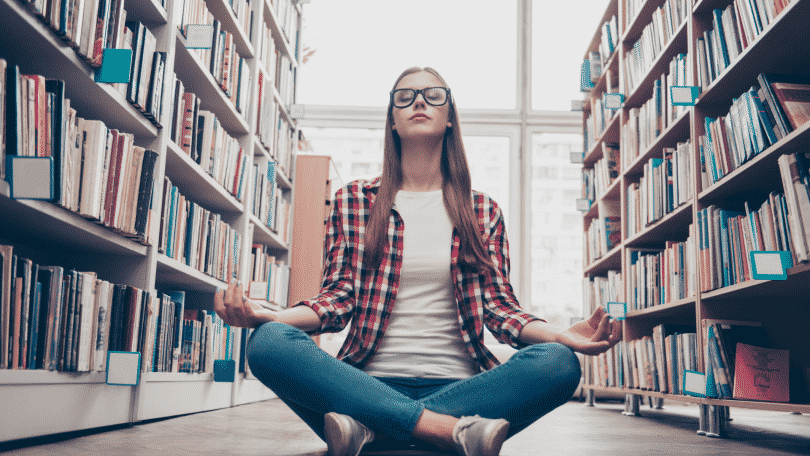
top-left (770, 82), bottom-right (810, 131)
top-left (733, 343), bottom-right (789, 402)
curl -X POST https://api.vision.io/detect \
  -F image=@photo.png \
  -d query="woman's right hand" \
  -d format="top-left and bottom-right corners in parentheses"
top-left (214, 281), bottom-right (277, 328)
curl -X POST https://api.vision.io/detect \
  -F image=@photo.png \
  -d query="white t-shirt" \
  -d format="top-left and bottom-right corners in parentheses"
top-left (361, 189), bottom-right (481, 379)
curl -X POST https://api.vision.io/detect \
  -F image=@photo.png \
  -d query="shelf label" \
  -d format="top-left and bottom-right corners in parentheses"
top-left (106, 351), bottom-right (141, 386)
top-left (605, 302), bottom-right (626, 320)
top-left (671, 86), bottom-right (701, 106)
top-left (214, 359), bottom-right (236, 382)
top-left (6, 156), bottom-right (53, 200)
top-left (604, 93), bottom-right (624, 110)
top-left (683, 370), bottom-right (707, 397)
top-left (571, 100), bottom-right (584, 111)
top-left (750, 251), bottom-right (791, 280)
top-left (95, 49), bottom-right (132, 84)
top-left (576, 198), bottom-right (591, 212)
top-left (570, 151), bottom-right (584, 164)
top-left (185, 25), bottom-right (214, 49)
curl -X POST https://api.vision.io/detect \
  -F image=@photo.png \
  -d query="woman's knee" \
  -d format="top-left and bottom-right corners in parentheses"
top-left (247, 321), bottom-right (308, 370)
top-left (523, 342), bottom-right (582, 388)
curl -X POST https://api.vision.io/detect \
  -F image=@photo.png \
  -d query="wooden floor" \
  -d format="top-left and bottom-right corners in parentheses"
top-left (3, 396), bottom-right (810, 455)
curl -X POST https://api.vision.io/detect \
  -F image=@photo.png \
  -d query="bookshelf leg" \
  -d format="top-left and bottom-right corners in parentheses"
top-left (622, 394), bottom-right (640, 416)
top-left (706, 405), bottom-right (728, 438)
top-left (654, 397), bottom-right (664, 409)
top-left (697, 405), bottom-right (708, 435)
top-left (586, 388), bottom-right (595, 406)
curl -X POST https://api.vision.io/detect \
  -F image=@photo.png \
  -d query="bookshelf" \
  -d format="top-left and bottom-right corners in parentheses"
top-left (0, 0), bottom-right (303, 443)
top-left (579, 0), bottom-right (810, 437)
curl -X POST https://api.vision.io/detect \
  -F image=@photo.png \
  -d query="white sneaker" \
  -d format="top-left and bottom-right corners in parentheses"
top-left (324, 412), bottom-right (376, 456)
top-left (451, 415), bottom-right (510, 456)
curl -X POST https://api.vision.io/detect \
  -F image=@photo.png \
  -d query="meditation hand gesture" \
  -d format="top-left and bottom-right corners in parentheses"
top-left (557, 307), bottom-right (622, 356)
top-left (214, 281), bottom-right (277, 328)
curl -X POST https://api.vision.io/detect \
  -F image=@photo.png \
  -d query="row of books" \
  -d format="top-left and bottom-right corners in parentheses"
top-left (248, 244), bottom-right (290, 308)
top-left (699, 74), bottom-right (810, 190)
top-left (696, 1), bottom-right (792, 91)
top-left (623, 0), bottom-right (691, 94)
top-left (626, 141), bottom-right (693, 237)
top-left (274, 109), bottom-right (296, 178)
top-left (177, 2), bottom-right (253, 117)
top-left (585, 89), bottom-right (617, 144)
top-left (256, 70), bottom-right (279, 153)
top-left (626, 233), bottom-right (696, 312)
top-left (582, 143), bottom-right (619, 201)
top-left (697, 192), bottom-right (802, 293)
top-left (158, 177), bottom-right (243, 283)
top-left (123, 21), bottom-right (167, 126)
top-left (621, 53), bottom-right (690, 170)
top-left (1, 63), bottom-right (159, 244)
top-left (597, 15), bottom-right (619, 70)
top-left (257, 20), bottom-right (279, 85)
top-left (251, 160), bottom-right (279, 230)
top-left (582, 270), bottom-right (624, 315)
top-left (0, 246), bottom-right (232, 373)
top-left (21, 0), bottom-right (128, 68)
top-left (169, 78), bottom-right (249, 202)
top-left (702, 319), bottom-right (789, 402)
top-left (273, 0), bottom-right (299, 54)
top-left (584, 199), bottom-right (621, 266)
top-left (179, 308), bottom-right (234, 374)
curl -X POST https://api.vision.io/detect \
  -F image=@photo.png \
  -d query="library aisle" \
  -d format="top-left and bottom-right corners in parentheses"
top-left (1, 397), bottom-right (809, 455)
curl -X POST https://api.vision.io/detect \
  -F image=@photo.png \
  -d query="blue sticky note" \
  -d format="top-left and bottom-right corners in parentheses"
top-left (95, 49), bottom-right (132, 84)
top-left (106, 351), bottom-right (141, 386)
top-left (185, 24), bottom-right (214, 49)
top-left (750, 251), bottom-right (791, 280)
top-left (576, 199), bottom-right (591, 212)
top-left (604, 93), bottom-right (624, 110)
top-left (670, 86), bottom-right (701, 106)
top-left (683, 370), bottom-right (707, 397)
top-left (605, 302), bottom-right (627, 320)
top-left (6, 156), bottom-right (53, 200)
top-left (570, 151), bottom-right (584, 164)
top-left (214, 359), bottom-right (236, 382)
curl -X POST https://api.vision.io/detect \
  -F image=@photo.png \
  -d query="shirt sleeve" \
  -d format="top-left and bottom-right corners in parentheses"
top-left (481, 198), bottom-right (546, 349)
top-left (291, 185), bottom-right (357, 334)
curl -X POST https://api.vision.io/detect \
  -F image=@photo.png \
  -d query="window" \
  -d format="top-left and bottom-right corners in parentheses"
top-left (534, 166), bottom-right (558, 180)
top-left (298, 1), bottom-right (518, 109)
top-left (465, 136), bottom-right (512, 221)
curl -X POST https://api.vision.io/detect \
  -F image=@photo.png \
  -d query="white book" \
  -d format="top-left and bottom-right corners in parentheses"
top-left (76, 271), bottom-right (98, 372)
top-left (777, 154), bottom-right (809, 262)
top-left (79, 120), bottom-right (108, 219)
top-left (79, 0), bottom-right (100, 57)
top-left (92, 280), bottom-right (110, 371)
top-left (125, 146), bottom-right (146, 234)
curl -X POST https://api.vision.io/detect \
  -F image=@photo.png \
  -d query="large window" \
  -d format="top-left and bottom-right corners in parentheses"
top-left (298, 1), bottom-right (518, 109)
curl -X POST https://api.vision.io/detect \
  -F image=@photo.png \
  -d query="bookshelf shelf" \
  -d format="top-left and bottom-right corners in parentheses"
top-left (623, 108), bottom-right (691, 177)
top-left (263, 0), bottom-right (299, 67)
top-left (174, 30), bottom-right (250, 135)
top-left (164, 141), bottom-right (245, 214)
top-left (205, 0), bottom-right (255, 59)
top-left (585, 110), bottom-right (621, 163)
top-left (700, 262), bottom-right (810, 301)
top-left (584, 243), bottom-right (622, 276)
top-left (155, 254), bottom-right (228, 292)
top-left (581, 0), bottom-right (810, 436)
top-left (597, 176), bottom-right (622, 203)
top-left (625, 199), bottom-right (692, 247)
top-left (697, 121), bottom-right (810, 203)
top-left (142, 372), bottom-right (215, 382)
top-left (0, 197), bottom-right (150, 256)
top-left (0, 369), bottom-right (108, 385)
top-left (627, 296), bottom-right (696, 319)
top-left (624, 18), bottom-right (689, 106)
top-left (694, 0), bottom-right (810, 109)
top-left (126, 0), bottom-right (169, 24)
top-left (250, 216), bottom-right (289, 250)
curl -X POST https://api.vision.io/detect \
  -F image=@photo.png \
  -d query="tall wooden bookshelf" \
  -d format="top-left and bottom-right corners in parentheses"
top-left (0, 0), bottom-right (304, 443)
top-left (579, 0), bottom-right (810, 438)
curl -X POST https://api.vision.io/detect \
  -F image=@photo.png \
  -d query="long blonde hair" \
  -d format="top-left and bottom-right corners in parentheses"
top-left (363, 67), bottom-right (495, 274)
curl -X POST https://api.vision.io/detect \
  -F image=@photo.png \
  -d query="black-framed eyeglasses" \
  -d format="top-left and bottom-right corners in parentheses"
top-left (390, 87), bottom-right (451, 108)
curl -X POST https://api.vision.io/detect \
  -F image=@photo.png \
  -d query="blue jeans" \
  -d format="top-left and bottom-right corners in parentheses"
top-left (247, 321), bottom-right (581, 443)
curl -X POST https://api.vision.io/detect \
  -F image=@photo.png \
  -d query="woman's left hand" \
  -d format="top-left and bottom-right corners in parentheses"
top-left (557, 307), bottom-right (622, 355)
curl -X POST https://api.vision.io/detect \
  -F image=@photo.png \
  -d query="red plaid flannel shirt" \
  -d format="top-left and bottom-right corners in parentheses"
top-left (293, 176), bottom-right (543, 372)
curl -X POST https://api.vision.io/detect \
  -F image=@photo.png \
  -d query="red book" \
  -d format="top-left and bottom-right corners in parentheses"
top-left (733, 343), bottom-right (790, 402)
top-left (771, 82), bottom-right (810, 131)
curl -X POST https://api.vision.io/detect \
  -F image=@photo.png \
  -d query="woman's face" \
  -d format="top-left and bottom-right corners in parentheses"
top-left (391, 71), bottom-right (451, 142)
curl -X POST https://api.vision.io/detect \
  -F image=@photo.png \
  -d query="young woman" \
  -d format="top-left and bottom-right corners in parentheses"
top-left (214, 67), bottom-right (622, 456)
